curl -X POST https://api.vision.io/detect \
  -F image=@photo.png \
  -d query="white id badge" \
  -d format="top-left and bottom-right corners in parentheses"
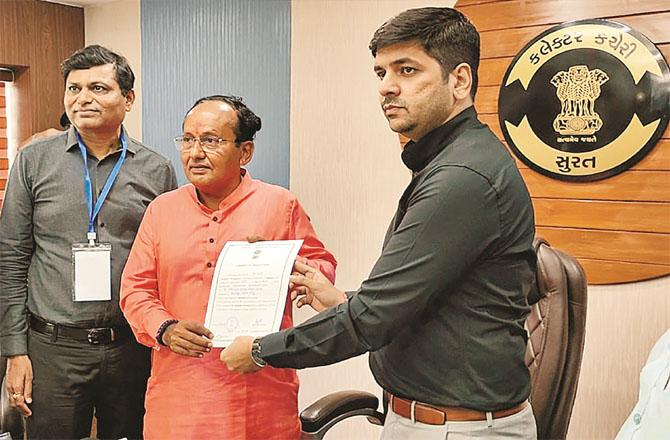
top-left (72, 243), bottom-right (112, 302)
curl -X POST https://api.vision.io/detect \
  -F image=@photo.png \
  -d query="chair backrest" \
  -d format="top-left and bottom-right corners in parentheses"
top-left (525, 238), bottom-right (587, 439)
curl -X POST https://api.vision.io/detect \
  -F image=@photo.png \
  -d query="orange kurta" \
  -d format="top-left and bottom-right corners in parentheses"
top-left (120, 171), bottom-right (336, 440)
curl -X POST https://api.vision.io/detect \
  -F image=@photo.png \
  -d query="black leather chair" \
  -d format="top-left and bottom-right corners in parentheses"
top-left (299, 238), bottom-right (588, 440)
top-left (526, 238), bottom-right (587, 439)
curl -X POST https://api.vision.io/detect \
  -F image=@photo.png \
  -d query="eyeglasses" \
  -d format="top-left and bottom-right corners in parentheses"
top-left (173, 135), bottom-right (236, 153)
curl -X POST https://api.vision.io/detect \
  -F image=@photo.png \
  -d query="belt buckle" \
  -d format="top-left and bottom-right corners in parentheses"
top-left (87, 328), bottom-right (106, 344)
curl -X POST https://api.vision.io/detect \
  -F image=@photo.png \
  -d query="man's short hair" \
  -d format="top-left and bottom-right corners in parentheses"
top-left (61, 45), bottom-right (135, 96)
top-left (369, 7), bottom-right (480, 98)
top-left (185, 95), bottom-right (262, 144)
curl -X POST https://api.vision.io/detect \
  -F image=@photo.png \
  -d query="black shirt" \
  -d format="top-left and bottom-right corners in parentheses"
top-left (261, 106), bottom-right (536, 411)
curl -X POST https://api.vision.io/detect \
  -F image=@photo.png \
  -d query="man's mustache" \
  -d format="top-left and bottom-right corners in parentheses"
top-left (381, 98), bottom-right (406, 109)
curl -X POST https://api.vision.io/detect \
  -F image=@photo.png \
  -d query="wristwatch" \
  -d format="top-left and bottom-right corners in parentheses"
top-left (251, 337), bottom-right (267, 368)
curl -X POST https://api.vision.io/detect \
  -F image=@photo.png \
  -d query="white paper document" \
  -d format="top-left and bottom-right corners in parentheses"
top-left (204, 240), bottom-right (303, 347)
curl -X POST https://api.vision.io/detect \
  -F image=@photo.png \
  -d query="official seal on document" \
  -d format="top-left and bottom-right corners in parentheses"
top-left (498, 19), bottom-right (669, 181)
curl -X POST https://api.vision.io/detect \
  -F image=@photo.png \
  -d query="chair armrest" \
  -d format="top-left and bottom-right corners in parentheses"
top-left (1, 373), bottom-right (24, 440)
top-left (300, 390), bottom-right (384, 437)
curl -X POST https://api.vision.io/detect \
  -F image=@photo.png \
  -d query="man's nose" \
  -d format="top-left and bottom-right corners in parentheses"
top-left (75, 88), bottom-right (94, 104)
top-left (188, 140), bottom-right (207, 159)
top-left (379, 73), bottom-right (400, 97)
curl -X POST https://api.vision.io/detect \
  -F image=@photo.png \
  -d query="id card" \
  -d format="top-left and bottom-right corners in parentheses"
top-left (72, 243), bottom-right (112, 302)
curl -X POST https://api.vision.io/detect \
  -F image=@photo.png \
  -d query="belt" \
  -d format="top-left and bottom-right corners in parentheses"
top-left (29, 315), bottom-right (132, 345)
top-left (386, 392), bottom-right (528, 425)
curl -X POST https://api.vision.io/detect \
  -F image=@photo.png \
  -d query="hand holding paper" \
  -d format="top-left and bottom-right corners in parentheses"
top-left (163, 321), bottom-right (213, 358)
top-left (220, 336), bottom-right (261, 374)
top-left (290, 260), bottom-right (348, 312)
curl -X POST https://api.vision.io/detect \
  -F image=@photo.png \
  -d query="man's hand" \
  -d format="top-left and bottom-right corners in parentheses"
top-left (5, 355), bottom-right (34, 416)
top-left (162, 321), bottom-right (213, 357)
top-left (219, 336), bottom-right (262, 374)
top-left (290, 261), bottom-right (347, 312)
top-left (246, 235), bottom-right (266, 243)
top-left (247, 236), bottom-right (325, 308)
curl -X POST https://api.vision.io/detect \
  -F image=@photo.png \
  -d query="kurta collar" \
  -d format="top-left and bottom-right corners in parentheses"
top-left (187, 169), bottom-right (254, 214)
top-left (401, 106), bottom-right (478, 173)
top-left (65, 125), bottom-right (137, 155)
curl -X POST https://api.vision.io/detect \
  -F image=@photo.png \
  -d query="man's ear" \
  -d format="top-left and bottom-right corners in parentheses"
top-left (239, 141), bottom-right (255, 166)
top-left (451, 63), bottom-right (473, 101)
top-left (124, 89), bottom-right (136, 112)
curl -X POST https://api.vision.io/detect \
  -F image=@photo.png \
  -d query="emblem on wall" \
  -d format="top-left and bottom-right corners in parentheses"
top-left (498, 19), bottom-right (670, 181)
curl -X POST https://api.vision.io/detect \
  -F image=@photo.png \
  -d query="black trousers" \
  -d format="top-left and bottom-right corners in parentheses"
top-left (26, 328), bottom-right (150, 440)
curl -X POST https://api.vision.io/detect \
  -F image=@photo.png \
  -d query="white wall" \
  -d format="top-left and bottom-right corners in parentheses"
top-left (567, 276), bottom-right (670, 439)
top-left (84, 0), bottom-right (142, 140)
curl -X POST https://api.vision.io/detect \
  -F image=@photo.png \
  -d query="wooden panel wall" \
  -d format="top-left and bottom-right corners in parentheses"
top-left (0, 0), bottom-right (84, 145)
top-left (456, 0), bottom-right (670, 284)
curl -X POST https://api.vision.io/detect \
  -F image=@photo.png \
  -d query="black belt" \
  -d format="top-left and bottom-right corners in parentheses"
top-left (29, 315), bottom-right (132, 345)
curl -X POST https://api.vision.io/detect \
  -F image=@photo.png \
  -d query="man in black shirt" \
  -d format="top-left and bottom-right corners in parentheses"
top-left (221, 7), bottom-right (537, 439)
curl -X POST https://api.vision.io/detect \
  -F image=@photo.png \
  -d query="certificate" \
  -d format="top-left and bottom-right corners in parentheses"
top-left (204, 240), bottom-right (303, 347)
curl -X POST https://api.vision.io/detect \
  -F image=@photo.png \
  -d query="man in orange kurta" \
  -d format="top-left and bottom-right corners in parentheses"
top-left (120, 95), bottom-right (336, 439)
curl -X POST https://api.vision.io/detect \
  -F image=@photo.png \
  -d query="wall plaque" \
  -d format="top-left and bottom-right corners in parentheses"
top-left (498, 19), bottom-right (670, 181)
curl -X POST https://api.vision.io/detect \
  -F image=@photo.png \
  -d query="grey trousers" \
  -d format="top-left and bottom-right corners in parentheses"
top-left (380, 403), bottom-right (537, 440)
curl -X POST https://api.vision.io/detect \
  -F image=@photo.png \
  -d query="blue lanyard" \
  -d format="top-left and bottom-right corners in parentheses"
top-left (76, 130), bottom-right (128, 243)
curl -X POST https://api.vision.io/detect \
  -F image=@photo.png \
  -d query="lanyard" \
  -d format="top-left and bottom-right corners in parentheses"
top-left (76, 130), bottom-right (128, 244)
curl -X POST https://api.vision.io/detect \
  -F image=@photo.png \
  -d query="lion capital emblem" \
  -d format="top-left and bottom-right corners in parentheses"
top-left (551, 65), bottom-right (609, 135)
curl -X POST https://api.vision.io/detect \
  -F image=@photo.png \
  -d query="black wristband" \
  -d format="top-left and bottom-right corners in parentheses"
top-left (156, 319), bottom-right (179, 346)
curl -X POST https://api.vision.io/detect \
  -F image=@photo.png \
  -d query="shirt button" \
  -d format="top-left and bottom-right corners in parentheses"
top-left (633, 413), bottom-right (641, 425)
top-left (212, 216), bottom-right (218, 222)
top-left (209, 238), bottom-right (214, 243)
top-left (207, 262), bottom-right (212, 268)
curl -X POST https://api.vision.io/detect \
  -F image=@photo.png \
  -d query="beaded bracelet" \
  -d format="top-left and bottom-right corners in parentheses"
top-left (156, 319), bottom-right (179, 346)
